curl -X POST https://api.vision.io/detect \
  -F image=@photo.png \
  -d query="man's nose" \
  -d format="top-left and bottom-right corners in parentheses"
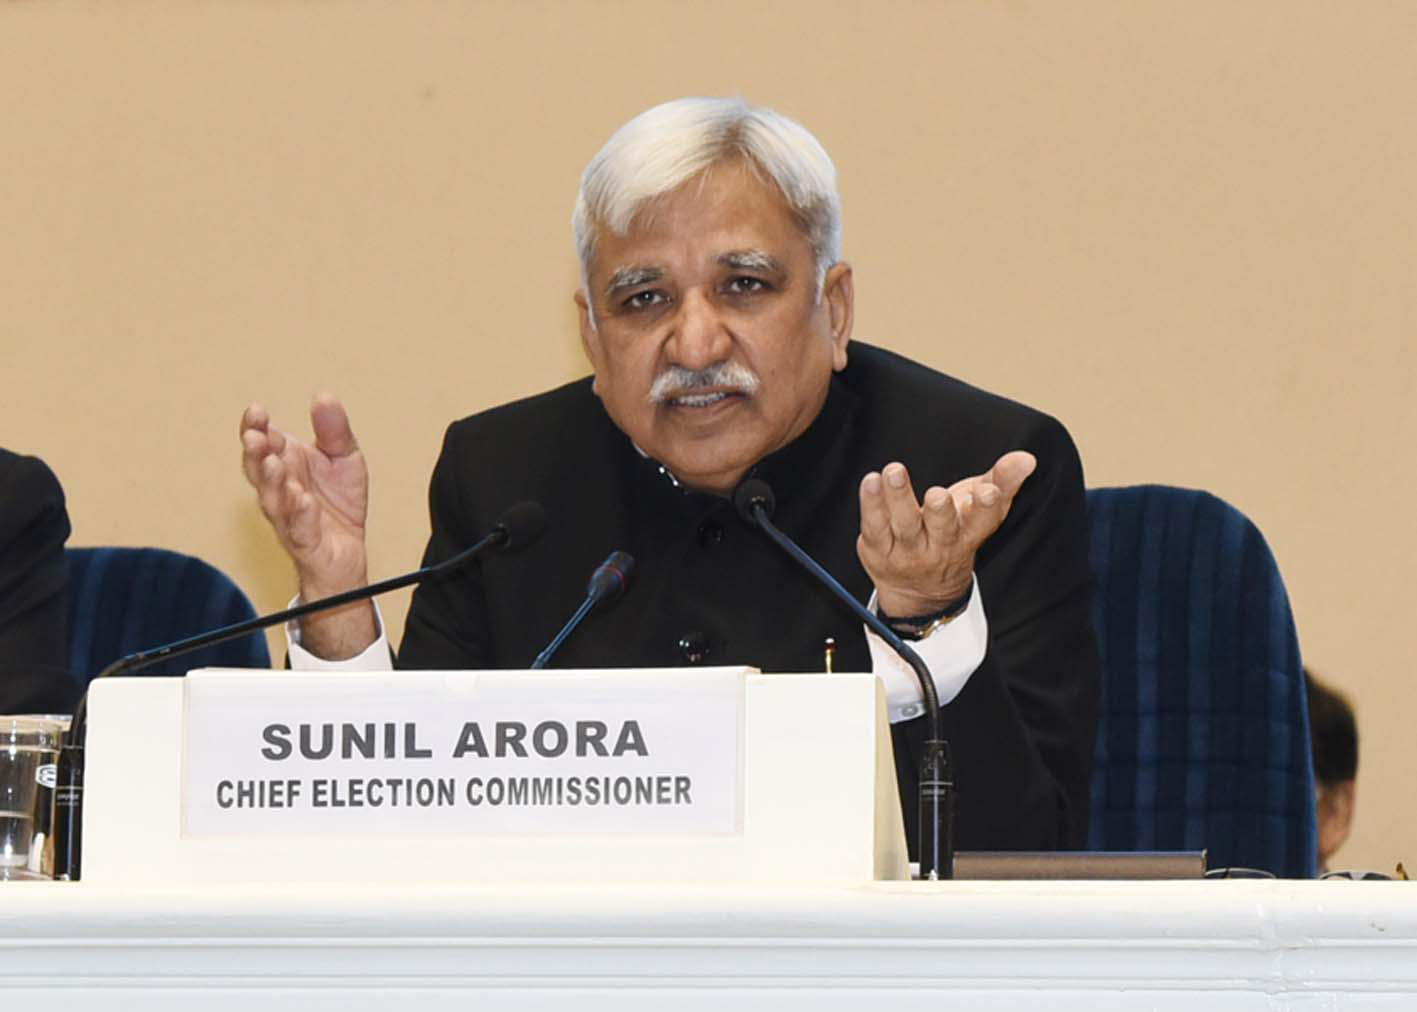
top-left (667, 289), bottom-right (732, 369)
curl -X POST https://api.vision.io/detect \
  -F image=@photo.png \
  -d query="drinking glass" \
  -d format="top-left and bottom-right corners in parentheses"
top-left (0, 716), bottom-right (66, 881)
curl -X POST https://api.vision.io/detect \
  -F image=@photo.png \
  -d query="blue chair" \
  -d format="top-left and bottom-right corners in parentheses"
top-left (1086, 486), bottom-right (1317, 878)
top-left (66, 547), bottom-right (270, 686)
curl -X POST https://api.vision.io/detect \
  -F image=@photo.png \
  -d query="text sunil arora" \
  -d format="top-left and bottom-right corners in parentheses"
top-left (259, 719), bottom-right (651, 762)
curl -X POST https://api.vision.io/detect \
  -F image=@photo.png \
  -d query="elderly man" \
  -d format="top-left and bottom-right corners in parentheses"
top-left (240, 98), bottom-right (1099, 854)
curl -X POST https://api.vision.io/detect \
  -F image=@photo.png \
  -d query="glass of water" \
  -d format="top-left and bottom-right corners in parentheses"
top-left (1, 716), bottom-right (66, 881)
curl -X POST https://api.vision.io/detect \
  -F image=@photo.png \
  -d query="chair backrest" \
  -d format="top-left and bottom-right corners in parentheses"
top-left (1086, 485), bottom-right (1317, 877)
top-left (66, 547), bottom-right (270, 684)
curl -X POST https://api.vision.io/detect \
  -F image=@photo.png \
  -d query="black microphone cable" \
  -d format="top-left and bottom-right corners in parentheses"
top-left (51, 500), bottom-right (547, 881)
top-left (732, 478), bottom-right (955, 880)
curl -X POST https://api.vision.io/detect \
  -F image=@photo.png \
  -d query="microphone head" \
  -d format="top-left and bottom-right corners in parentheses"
top-left (587, 550), bottom-right (634, 604)
top-left (732, 478), bottom-right (776, 525)
top-left (494, 501), bottom-right (548, 550)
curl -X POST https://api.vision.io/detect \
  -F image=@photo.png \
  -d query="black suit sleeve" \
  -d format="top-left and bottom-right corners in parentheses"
top-left (396, 424), bottom-right (496, 670)
top-left (891, 414), bottom-right (1099, 851)
top-left (0, 451), bottom-right (75, 714)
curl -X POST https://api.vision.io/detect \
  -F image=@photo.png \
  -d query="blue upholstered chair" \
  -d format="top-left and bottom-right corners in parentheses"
top-left (65, 547), bottom-right (270, 686)
top-left (1086, 486), bottom-right (1318, 878)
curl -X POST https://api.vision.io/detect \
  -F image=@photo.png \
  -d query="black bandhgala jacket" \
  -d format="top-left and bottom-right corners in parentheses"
top-left (398, 342), bottom-right (1100, 856)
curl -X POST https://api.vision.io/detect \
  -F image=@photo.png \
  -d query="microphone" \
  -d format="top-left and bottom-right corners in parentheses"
top-left (732, 478), bottom-right (955, 880)
top-left (530, 550), bottom-right (635, 670)
top-left (51, 500), bottom-right (547, 881)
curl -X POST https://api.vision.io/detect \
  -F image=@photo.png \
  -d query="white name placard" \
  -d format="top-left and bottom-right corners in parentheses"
top-left (182, 668), bottom-right (745, 838)
top-left (84, 670), bottom-right (904, 885)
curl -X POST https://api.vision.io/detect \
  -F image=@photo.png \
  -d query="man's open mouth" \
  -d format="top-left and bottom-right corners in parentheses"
top-left (668, 390), bottom-right (743, 408)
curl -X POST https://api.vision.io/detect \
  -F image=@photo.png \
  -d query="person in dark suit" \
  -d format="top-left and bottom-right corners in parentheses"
top-left (0, 449), bottom-right (73, 715)
top-left (1306, 670), bottom-right (1358, 873)
top-left (238, 98), bottom-right (1100, 853)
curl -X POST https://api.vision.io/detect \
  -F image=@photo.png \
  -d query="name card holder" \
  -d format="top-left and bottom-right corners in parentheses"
top-left (82, 668), bottom-right (908, 886)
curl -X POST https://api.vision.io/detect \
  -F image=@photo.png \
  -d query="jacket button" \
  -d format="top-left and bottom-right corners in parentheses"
top-left (696, 521), bottom-right (725, 547)
top-left (678, 631), bottom-right (711, 664)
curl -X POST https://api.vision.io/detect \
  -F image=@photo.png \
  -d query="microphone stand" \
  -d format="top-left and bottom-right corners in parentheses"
top-left (737, 486), bottom-right (955, 880)
top-left (531, 551), bottom-right (634, 670)
top-left (52, 503), bottom-right (544, 880)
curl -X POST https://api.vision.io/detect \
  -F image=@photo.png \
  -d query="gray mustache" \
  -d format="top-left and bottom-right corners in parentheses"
top-left (648, 362), bottom-right (761, 405)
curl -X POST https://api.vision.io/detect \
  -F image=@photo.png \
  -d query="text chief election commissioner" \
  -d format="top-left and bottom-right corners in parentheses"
top-left (239, 97), bottom-right (1100, 857)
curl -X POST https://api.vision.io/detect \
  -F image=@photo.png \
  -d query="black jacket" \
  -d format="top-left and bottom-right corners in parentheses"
top-left (0, 450), bottom-right (72, 715)
top-left (399, 343), bottom-right (1099, 854)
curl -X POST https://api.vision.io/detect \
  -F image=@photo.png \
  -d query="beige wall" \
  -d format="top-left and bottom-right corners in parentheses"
top-left (3, 1), bottom-right (1413, 871)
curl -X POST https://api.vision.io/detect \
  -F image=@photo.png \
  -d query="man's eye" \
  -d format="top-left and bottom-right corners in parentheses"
top-left (725, 276), bottom-right (769, 295)
top-left (624, 290), bottom-right (666, 310)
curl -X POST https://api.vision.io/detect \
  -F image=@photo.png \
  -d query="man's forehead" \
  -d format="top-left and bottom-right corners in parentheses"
top-left (601, 249), bottom-right (787, 296)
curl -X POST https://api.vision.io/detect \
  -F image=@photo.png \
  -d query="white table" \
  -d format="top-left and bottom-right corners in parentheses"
top-left (2, 880), bottom-right (1413, 1010)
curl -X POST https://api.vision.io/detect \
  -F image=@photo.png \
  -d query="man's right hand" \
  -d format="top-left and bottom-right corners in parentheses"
top-left (239, 394), bottom-right (379, 660)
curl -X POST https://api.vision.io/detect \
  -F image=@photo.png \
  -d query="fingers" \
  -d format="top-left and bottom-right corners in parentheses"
top-left (247, 420), bottom-right (303, 528)
top-left (859, 464), bottom-right (967, 618)
top-left (239, 394), bottom-right (369, 585)
top-left (283, 481), bottom-right (323, 551)
top-left (858, 452), bottom-right (1037, 616)
top-left (881, 463), bottom-right (924, 548)
top-left (986, 450), bottom-right (1037, 499)
top-left (863, 463), bottom-right (967, 552)
top-left (859, 462), bottom-right (923, 549)
top-left (240, 403), bottom-right (269, 436)
top-left (240, 402), bottom-right (291, 488)
top-left (970, 449), bottom-right (1038, 524)
top-left (861, 461), bottom-right (965, 595)
top-left (864, 453), bottom-right (1036, 553)
top-left (310, 393), bottom-right (359, 460)
top-left (921, 484), bottom-right (961, 546)
top-left (240, 404), bottom-right (274, 488)
top-left (946, 450), bottom-right (1038, 544)
top-left (252, 453), bottom-right (323, 551)
top-left (858, 471), bottom-right (891, 543)
top-left (255, 452), bottom-right (291, 525)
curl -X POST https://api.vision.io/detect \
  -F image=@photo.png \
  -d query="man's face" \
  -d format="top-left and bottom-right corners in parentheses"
top-left (576, 159), bottom-right (853, 495)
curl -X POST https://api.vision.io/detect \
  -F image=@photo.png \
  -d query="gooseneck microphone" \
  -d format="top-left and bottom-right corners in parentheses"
top-left (51, 500), bottom-right (547, 881)
top-left (732, 478), bottom-right (955, 880)
top-left (531, 550), bottom-right (635, 669)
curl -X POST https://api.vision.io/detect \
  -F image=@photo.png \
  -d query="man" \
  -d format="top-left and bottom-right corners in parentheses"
top-left (1305, 669), bottom-right (1358, 873)
top-left (240, 98), bottom-right (1099, 853)
top-left (0, 449), bottom-right (73, 715)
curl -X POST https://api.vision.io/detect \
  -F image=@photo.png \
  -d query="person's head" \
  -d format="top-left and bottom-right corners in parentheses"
top-left (572, 97), bottom-right (854, 495)
top-left (1306, 669), bottom-right (1359, 869)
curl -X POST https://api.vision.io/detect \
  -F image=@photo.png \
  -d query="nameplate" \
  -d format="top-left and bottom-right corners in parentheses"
top-left (181, 668), bottom-right (745, 838)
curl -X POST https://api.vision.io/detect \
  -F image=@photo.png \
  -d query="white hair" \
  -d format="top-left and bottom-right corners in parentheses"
top-left (573, 97), bottom-right (842, 297)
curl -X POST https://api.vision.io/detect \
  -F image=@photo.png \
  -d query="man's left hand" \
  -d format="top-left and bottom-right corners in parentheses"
top-left (857, 451), bottom-right (1037, 618)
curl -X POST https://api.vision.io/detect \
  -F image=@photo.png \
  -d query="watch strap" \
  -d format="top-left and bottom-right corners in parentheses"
top-left (878, 581), bottom-right (974, 641)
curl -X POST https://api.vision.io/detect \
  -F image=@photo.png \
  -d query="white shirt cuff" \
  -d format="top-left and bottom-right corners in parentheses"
top-left (285, 596), bottom-right (394, 671)
top-left (864, 578), bottom-right (988, 724)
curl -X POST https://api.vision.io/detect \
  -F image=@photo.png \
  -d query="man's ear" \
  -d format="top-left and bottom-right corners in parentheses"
top-left (1317, 779), bottom-right (1357, 865)
top-left (822, 262), bottom-right (854, 372)
top-left (575, 289), bottom-right (603, 396)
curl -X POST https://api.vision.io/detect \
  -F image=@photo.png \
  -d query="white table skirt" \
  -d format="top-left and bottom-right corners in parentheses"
top-left (2, 879), bottom-right (1414, 1010)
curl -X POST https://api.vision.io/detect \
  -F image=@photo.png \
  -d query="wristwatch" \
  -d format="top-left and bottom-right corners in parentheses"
top-left (878, 581), bottom-right (973, 641)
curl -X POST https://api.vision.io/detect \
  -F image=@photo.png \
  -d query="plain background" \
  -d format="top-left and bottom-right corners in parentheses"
top-left (3, 1), bottom-right (1413, 872)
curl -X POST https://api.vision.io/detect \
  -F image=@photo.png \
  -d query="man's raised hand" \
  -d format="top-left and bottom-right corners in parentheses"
top-left (857, 451), bottom-right (1036, 619)
top-left (240, 394), bottom-right (378, 659)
